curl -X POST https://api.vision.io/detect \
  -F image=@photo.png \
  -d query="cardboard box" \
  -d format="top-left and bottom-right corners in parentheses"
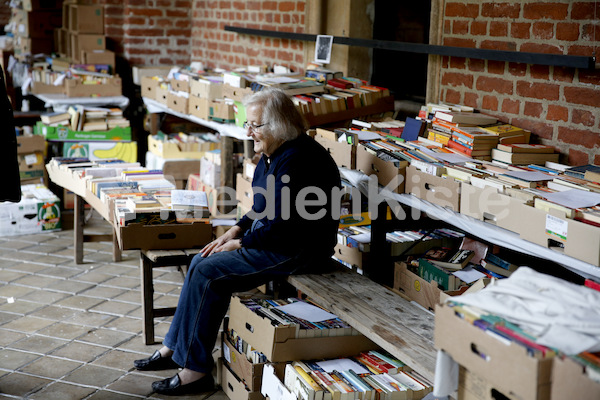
top-left (201, 156), bottom-right (221, 188)
top-left (115, 220), bottom-right (213, 251)
top-left (81, 49), bottom-right (115, 71)
top-left (190, 78), bottom-right (223, 99)
top-left (140, 76), bottom-right (161, 100)
top-left (132, 66), bottom-right (172, 86)
top-left (14, 9), bottom-right (62, 38)
top-left (550, 356), bottom-right (600, 400)
top-left (65, 76), bottom-right (121, 97)
top-left (61, 141), bottom-right (137, 163)
top-left (518, 205), bottom-right (600, 267)
top-left (170, 78), bottom-right (190, 93)
top-left (18, 152), bottom-right (45, 180)
top-left (147, 134), bottom-right (217, 160)
top-left (0, 184), bottom-right (61, 236)
top-left (162, 160), bottom-right (202, 189)
top-left (68, 4), bottom-right (104, 33)
top-left (69, 33), bottom-right (105, 62)
top-left (222, 333), bottom-right (264, 391)
top-left (460, 183), bottom-right (525, 234)
top-left (405, 165), bottom-right (461, 211)
top-left (333, 243), bottom-right (369, 274)
top-left (314, 129), bottom-right (355, 169)
top-left (458, 366), bottom-right (528, 400)
top-left (16, 134), bottom-right (45, 155)
top-left (167, 91), bottom-right (188, 114)
top-left (393, 262), bottom-right (467, 312)
top-left (229, 296), bottom-right (376, 362)
top-left (31, 81), bottom-right (66, 95)
top-left (235, 173), bottom-right (253, 210)
top-left (243, 158), bottom-right (257, 181)
top-left (260, 364), bottom-right (296, 400)
top-left (188, 94), bottom-right (209, 120)
top-left (36, 121), bottom-right (132, 141)
top-left (356, 145), bottom-right (408, 194)
top-left (209, 100), bottom-right (235, 123)
top-left (55, 27), bottom-right (68, 55)
top-left (221, 360), bottom-right (264, 400)
top-left (434, 303), bottom-right (553, 400)
top-left (222, 84), bottom-right (253, 102)
top-left (155, 86), bottom-right (169, 105)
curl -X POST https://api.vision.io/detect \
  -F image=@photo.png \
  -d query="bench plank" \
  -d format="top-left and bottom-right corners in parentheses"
top-left (288, 268), bottom-right (437, 383)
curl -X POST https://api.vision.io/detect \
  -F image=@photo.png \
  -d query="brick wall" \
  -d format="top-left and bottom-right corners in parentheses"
top-left (190, 0), bottom-right (306, 73)
top-left (103, 0), bottom-right (192, 66)
top-left (440, 0), bottom-right (600, 165)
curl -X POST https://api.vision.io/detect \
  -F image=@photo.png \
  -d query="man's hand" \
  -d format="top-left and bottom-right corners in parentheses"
top-left (200, 225), bottom-right (243, 257)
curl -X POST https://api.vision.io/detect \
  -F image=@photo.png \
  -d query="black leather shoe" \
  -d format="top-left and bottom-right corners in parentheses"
top-left (152, 373), bottom-right (215, 396)
top-left (133, 350), bottom-right (179, 371)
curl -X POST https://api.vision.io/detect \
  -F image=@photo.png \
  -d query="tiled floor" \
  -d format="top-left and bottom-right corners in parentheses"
top-left (0, 210), bottom-right (228, 400)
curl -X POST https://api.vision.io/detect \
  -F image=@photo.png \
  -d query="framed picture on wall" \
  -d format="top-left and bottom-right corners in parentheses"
top-left (314, 35), bottom-right (333, 64)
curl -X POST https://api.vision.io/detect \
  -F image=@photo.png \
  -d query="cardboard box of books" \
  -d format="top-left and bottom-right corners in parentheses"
top-left (147, 134), bottom-right (218, 160)
top-left (356, 145), bottom-right (407, 194)
top-left (62, 142), bottom-right (137, 163)
top-left (188, 94), bottom-right (210, 120)
top-left (220, 359), bottom-right (265, 400)
top-left (170, 78), bottom-right (190, 93)
top-left (405, 165), bottom-right (461, 211)
top-left (155, 86), bottom-right (169, 105)
top-left (434, 303), bottom-right (553, 400)
top-left (314, 128), bottom-right (356, 170)
top-left (333, 243), bottom-right (370, 275)
top-left (517, 204), bottom-right (600, 267)
top-left (0, 184), bottom-right (61, 236)
top-left (167, 91), bottom-right (188, 114)
top-left (31, 81), bottom-right (66, 95)
top-left (36, 122), bottom-right (132, 142)
top-left (222, 84), bottom-right (253, 102)
top-left (459, 183), bottom-right (525, 233)
top-left (141, 76), bottom-right (161, 99)
top-left (65, 76), bottom-right (121, 97)
top-left (209, 99), bottom-right (235, 124)
top-left (228, 296), bottom-right (376, 363)
top-left (190, 78), bottom-right (223, 100)
top-left (115, 219), bottom-right (213, 251)
top-left (457, 366), bottom-right (536, 400)
top-left (16, 134), bottom-right (45, 155)
top-left (550, 355), bottom-right (600, 400)
top-left (235, 173), bottom-right (253, 211)
top-left (18, 152), bottom-right (45, 180)
top-left (222, 332), bottom-right (267, 391)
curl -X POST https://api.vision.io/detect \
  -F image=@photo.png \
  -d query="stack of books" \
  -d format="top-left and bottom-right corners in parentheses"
top-left (491, 143), bottom-right (560, 165)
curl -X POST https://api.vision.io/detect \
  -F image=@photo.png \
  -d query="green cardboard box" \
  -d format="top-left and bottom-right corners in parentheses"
top-left (35, 121), bottom-right (132, 141)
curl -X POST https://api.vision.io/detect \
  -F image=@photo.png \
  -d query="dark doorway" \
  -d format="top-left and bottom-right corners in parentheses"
top-left (371, 2), bottom-right (431, 105)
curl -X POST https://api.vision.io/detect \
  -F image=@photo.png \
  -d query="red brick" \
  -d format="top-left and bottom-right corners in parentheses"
top-left (233, 1), bottom-right (246, 10)
top-left (247, 1), bottom-right (260, 10)
top-left (279, 1), bottom-right (295, 12)
top-left (129, 48), bottom-right (161, 55)
top-left (558, 126), bottom-right (600, 148)
top-left (441, 71), bottom-right (474, 88)
top-left (156, 0), bottom-right (171, 7)
top-left (444, 20), bottom-right (451, 34)
top-left (516, 81), bottom-right (559, 100)
top-left (582, 24), bottom-right (600, 42)
top-left (468, 58), bottom-right (485, 72)
top-left (106, 26), bottom-right (125, 36)
top-left (453, 20), bottom-right (469, 35)
top-left (571, 2), bottom-right (600, 19)
top-left (508, 62), bottom-right (527, 77)
top-left (445, 2), bottom-right (479, 18)
top-left (579, 69), bottom-right (600, 85)
top-left (572, 109), bottom-right (596, 127)
top-left (157, 18), bottom-right (173, 27)
top-left (564, 86), bottom-right (600, 107)
top-left (547, 105), bottom-right (568, 122)
top-left (283, 14), bottom-right (290, 23)
top-left (482, 95), bottom-right (498, 111)
top-left (449, 57), bottom-right (466, 69)
top-left (297, 2), bottom-right (304, 12)
top-left (443, 37), bottom-right (476, 48)
top-left (520, 42), bottom-right (563, 54)
top-left (219, 0), bottom-right (231, 9)
top-left (464, 92), bottom-right (479, 108)
top-left (595, 153), bottom-right (600, 165)
top-left (502, 98), bottom-right (520, 114)
top-left (471, 21), bottom-right (487, 35)
top-left (277, 50), bottom-right (293, 62)
top-left (523, 3), bottom-right (569, 20)
top-left (532, 22), bottom-right (554, 39)
top-left (511, 22), bottom-right (531, 39)
top-left (444, 88), bottom-right (461, 104)
top-left (127, 28), bottom-right (164, 36)
top-left (481, 3), bottom-right (520, 18)
top-left (490, 21), bottom-right (508, 37)
top-left (487, 60), bottom-right (505, 75)
top-left (524, 101), bottom-right (543, 118)
top-left (568, 149), bottom-right (591, 167)
top-left (481, 40), bottom-right (516, 51)
top-left (167, 9), bottom-right (189, 18)
top-left (167, 28), bottom-right (191, 36)
top-left (552, 67), bottom-right (574, 83)
top-left (130, 8), bottom-right (163, 17)
top-left (567, 45), bottom-right (595, 56)
top-left (476, 76), bottom-right (513, 94)
top-left (530, 65), bottom-right (550, 80)
top-left (177, 0), bottom-right (192, 7)
top-left (556, 22), bottom-right (580, 41)
top-left (107, 16), bottom-right (127, 25)
top-left (512, 118), bottom-right (554, 140)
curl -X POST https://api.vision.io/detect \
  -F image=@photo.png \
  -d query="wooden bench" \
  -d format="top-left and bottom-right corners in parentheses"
top-left (140, 248), bottom-right (202, 345)
top-left (287, 267), bottom-right (437, 383)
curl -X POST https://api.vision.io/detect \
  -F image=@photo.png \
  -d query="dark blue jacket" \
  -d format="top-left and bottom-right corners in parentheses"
top-left (237, 134), bottom-right (341, 257)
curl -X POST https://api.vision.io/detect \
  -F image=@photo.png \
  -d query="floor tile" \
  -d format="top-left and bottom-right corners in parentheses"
top-left (36, 265), bottom-right (81, 279)
top-left (102, 276), bottom-right (141, 289)
top-left (28, 381), bottom-right (97, 400)
top-left (27, 305), bottom-right (81, 321)
top-left (1, 315), bottom-right (56, 334)
top-left (105, 372), bottom-right (156, 397)
top-left (0, 269), bottom-right (28, 283)
top-left (35, 321), bottom-right (92, 340)
top-left (11, 274), bottom-right (63, 289)
top-left (19, 355), bottom-right (82, 379)
top-left (8, 334), bottom-right (69, 354)
top-left (49, 341), bottom-right (109, 363)
top-left (0, 348), bottom-right (40, 370)
top-left (2, 262), bottom-right (47, 274)
top-left (85, 390), bottom-right (142, 400)
top-left (0, 283), bottom-right (36, 299)
top-left (19, 289), bottom-right (70, 305)
top-left (0, 372), bottom-right (52, 397)
top-left (62, 364), bottom-right (124, 387)
top-left (54, 295), bottom-right (106, 310)
top-left (93, 349), bottom-right (143, 371)
top-left (76, 327), bottom-right (136, 347)
top-left (47, 280), bottom-right (97, 294)
top-left (0, 328), bottom-right (27, 346)
top-left (71, 270), bottom-right (114, 284)
top-left (103, 316), bottom-right (142, 334)
top-left (0, 298), bottom-right (43, 314)
top-left (90, 300), bottom-right (140, 316)
top-left (67, 311), bottom-right (116, 327)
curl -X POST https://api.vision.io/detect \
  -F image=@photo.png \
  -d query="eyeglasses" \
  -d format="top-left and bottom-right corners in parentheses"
top-left (243, 121), bottom-right (267, 131)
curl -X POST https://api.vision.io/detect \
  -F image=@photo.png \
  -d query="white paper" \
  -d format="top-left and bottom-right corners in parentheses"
top-left (503, 170), bottom-right (555, 182)
top-left (171, 189), bottom-right (208, 207)
top-left (543, 189), bottom-right (600, 209)
top-left (275, 301), bottom-right (337, 322)
top-left (452, 265), bottom-right (486, 284)
top-left (53, 74), bottom-right (66, 86)
top-left (211, 218), bottom-right (237, 226)
top-left (355, 131), bottom-right (383, 141)
top-left (263, 76), bottom-right (299, 84)
top-left (316, 358), bottom-right (370, 374)
top-left (349, 232), bottom-right (370, 243)
top-left (430, 152), bottom-right (473, 163)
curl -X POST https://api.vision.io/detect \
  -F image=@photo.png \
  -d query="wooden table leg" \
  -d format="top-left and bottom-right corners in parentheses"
top-left (140, 252), bottom-right (155, 345)
top-left (74, 194), bottom-right (84, 264)
top-left (112, 228), bottom-right (122, 262)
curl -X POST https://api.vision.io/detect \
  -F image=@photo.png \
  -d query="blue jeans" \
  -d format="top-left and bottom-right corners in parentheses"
top-left (163, 247), bottom-right (312, 373)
